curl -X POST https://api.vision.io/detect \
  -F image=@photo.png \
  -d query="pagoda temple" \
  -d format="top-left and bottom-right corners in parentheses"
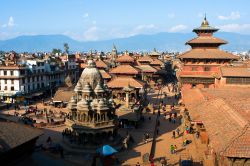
top-left (177, 16), bottom-right (239, 89)
top-left (66, 59), bottom-right (118, 146)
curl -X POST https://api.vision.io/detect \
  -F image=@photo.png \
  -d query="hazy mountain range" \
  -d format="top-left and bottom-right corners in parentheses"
top-left (0, 32), bottom-right (250, 53)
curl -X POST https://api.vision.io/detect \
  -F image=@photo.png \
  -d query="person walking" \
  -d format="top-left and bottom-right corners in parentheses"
top-left (170, 145), bottom-right (175, 154)
top-left (174, 145), bottom-right (177, 154)
top-left (176, 127), bottom-right (180, 137)
top-left (173, 118), bottom-right (176, 124)
top-left (169, 115), bottom-right (171, 122)
top-left (172, 130), bottom-right (175, 139)
top-left (183, 138), bottom-right (187, 146)
top-left (186, 126), bottom-right (189, 134)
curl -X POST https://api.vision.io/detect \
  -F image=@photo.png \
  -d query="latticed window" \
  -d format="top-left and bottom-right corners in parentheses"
top-left (204, 67), bottom-right (210, 71)
top-left (191, 67), bottom-right (197, 71)
top-left (181, 77), bottom-right (214, 84)
top-left (226, 77), bottom-right (250, 84)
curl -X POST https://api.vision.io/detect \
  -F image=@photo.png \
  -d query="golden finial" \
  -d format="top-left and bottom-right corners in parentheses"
top-left (201, 13), bottom-right (209, 27)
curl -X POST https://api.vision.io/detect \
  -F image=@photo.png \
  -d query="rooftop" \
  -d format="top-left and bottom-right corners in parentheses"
top-left (137, 56), bottom-right (153, 62)
top-left (186, 36), bottom-right (227, 45)
top-left (182, 87), bottom-right (250, 155)
top-left (150, 59), bottom-right (164, 66)
top-left (107, 77), bottom-right (145, 89)
top-left (135, 65), bottom-right (158, 73)
top-left (110, 65), bottom-right (140, 75)
top-left (224, 124), bottom-right (250, 158)
top-left (95, 60), bottom-right (108, 69)
top-left (53, 87), bottom-right (74, 102)
top-left (116, 54), bottom-right (135, 63)
top-left (177, 48), bottom-right (239, 60)
top-left (0, 121), bottom-right (43, 152)
top-left (220, 66), bottom-right (250, 77)
top-left (99, 69), bottom-right (112, 79)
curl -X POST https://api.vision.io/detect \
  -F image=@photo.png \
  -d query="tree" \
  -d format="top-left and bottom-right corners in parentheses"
top-left (63, 43), bottom-right (69, 54)
top-left (52, 48), bottom-right (62, 55)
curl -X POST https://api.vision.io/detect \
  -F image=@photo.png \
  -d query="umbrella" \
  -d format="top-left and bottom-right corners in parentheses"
top-left (97, 145), bottom-right (118, 156)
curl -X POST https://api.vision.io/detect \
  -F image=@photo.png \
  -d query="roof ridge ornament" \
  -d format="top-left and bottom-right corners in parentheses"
top-left (201, 14), bottom-right (209, 27)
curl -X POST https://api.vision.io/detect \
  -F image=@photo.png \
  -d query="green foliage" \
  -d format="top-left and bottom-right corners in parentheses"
top-left (52, 48), bottom-right (62, 55)
top-left (63, 43), bottom-right (69, 54)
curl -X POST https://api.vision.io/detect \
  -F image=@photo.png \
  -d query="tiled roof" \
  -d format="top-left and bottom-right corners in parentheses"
top-left (135, 65), bottom-right (158, 73)
top-left (202, 88), bottom-right (250, 121)
top-left (99, 69), bottom-right (111, 79)
top-left (149, 51), bottom-right (161, 56)
top-left (186, 36), bottom-right (227, 44)
top-left (80, 63), bottom-right (87, 69)
top-left (107, 77), bottom-right (145, 88)
top-left (96, 60), bottom-right (108, 69)
top-left (0, 121), bottom-right (43, 152)
top-left (116, 54), bottom-right (135, 63)
top-left (182, 88), bottom-right (250, 155)
top-left (220, 67), bottom-right (250, 77)
top-left (224, 124), bottom-right (250, 158)
top-left (110, 65), bottom-right (140, 75)
top-left (80, 60), bottom-right (108, 69)
top-left (177, 48), bottom-right (239, 60)
top-left (150, 59), bottom-right (164, 66)
top-left (53, 88), bottom-right (73, 102)
top-left (137, 56), bottom-right (153, 62)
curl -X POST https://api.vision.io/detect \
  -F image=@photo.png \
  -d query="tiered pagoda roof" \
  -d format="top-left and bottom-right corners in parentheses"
top-left (192, 16), bottom-right (219, 34)
top-left (150, 59), bottom-right (164, 66)
top-left (178, 48), bottom-right (239, 60)
top-left (186, 36), bottom-right (227, 45)
top-left (135, 65), bottom-right (158, 73)
top-left (110, 65), bottom-right (140, 75)
top-left (107, 77), bottom-right (145, 89)
top-left (99, 69), bottom-right (112, 79)
top-left (137, 55), bottom-right (153, 62)
top-left (80, 59), bottom-right (108, 69)
top-left (95, 59), bottom-right (108, 69)
top-left (149, 48), bottom-right (161, 57)
top-left (178, 16), bottom-right (239, 60)
top-left (116, 54), bottom-right (135, 63)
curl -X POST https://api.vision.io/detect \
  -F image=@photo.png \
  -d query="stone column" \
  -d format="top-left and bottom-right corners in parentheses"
top-left (104, 112), bottom-right (107, 121)
top-left (126, 92), bottom-right (129, 108)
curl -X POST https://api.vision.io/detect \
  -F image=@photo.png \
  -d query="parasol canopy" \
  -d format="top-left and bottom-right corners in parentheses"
top-left (96, 145), bottom-right (118, 156)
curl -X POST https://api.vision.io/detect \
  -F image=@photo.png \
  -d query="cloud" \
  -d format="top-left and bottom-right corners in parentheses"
top-left (218, 12), bottom-right (240, 20)
top-left (134, 24), bottom-right (156, 31)
top-left (218, 24), bottom-right (250, 33)
top-left (83, 26), bottom-right (99, 41)
top-left (130, 24), bottom-right (157, 36)
top-left (83, 13), bottom-right (89, 18)
top-left (2, 16), bottom-right (15, 28)
top-left (168, 24), bottom-right (187, 32)
top-left (167, 13), bottom-right (175, 19)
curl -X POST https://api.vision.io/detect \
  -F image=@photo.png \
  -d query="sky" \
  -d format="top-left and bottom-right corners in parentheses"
top-left (1, 0), bottom-right (250, 41)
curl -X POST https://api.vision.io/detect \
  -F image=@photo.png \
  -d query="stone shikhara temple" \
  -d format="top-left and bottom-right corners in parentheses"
top-left (66, 58), bottom-right (118, 145)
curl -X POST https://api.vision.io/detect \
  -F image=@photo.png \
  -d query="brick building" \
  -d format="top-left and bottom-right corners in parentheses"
top-left (177, 16), bottom-right (239, 90)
